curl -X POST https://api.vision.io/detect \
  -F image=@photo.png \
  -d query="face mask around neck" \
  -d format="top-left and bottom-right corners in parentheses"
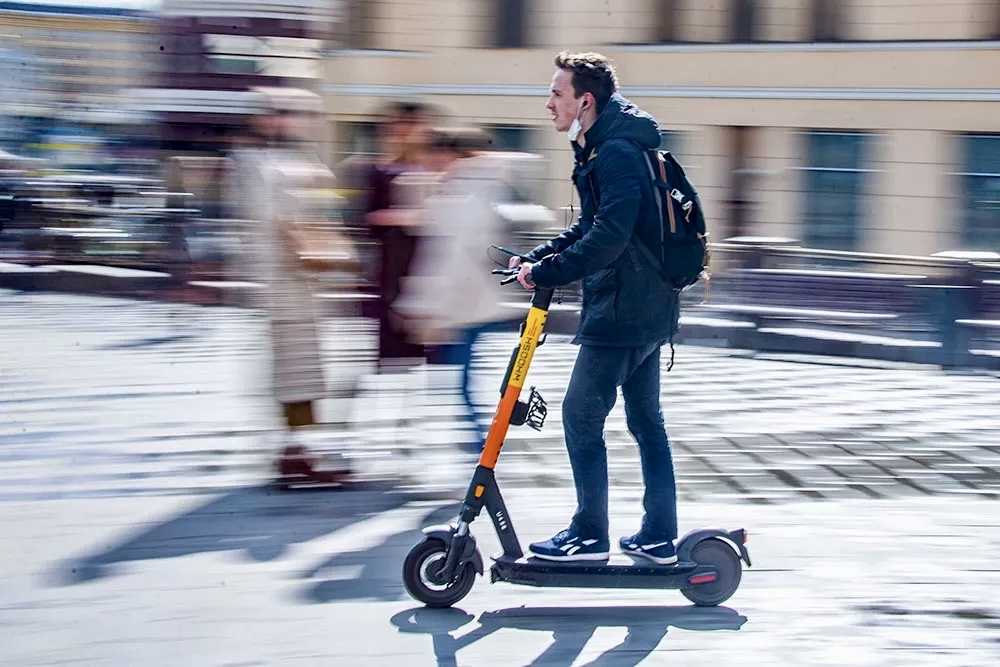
top-left (567, 99), bottom-right (587, 142)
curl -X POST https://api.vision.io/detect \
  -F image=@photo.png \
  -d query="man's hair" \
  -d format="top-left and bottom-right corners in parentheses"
top-left (554, 51), bottom-right (619, 114)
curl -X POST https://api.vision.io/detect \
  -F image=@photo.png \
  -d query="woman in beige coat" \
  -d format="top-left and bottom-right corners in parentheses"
top-left (228, 87), bottom-right (355, 487)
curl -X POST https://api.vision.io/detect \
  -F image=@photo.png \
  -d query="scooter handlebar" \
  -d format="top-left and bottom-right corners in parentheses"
top-left (492, 267), bottom-right (520, 286)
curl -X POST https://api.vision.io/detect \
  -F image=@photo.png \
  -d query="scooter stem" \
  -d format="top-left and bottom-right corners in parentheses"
top-left (478, 287), bottom-right (554, 470)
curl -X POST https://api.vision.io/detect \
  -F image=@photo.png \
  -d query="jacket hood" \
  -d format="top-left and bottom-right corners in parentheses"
top-left (580, 92), bottom-right (661, 153)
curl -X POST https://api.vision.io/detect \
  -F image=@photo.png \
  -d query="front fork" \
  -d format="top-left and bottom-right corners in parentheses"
top-left (436, 466), bottom-right (523, 582)
top-left (437, 520), bottom-right (473, 583)
top-left (436, 287), bottom-right (555, 582)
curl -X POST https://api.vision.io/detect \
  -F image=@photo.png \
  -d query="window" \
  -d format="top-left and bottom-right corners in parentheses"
top-left (342, 121), bottom-right (378, 157)
top-left (960, 135), bottom-right (1000, 251)
top-left (343, 0), bottom-right (374, 49)
top-left (210, 56), bottom-right (258, 75)
top-left (730, 0), bottom-right (759, 43)
top-left (495, 0), bottom-right (527, 48)
top-left (810, 0), bottom-right (843, 42)
top-left (654, 0), bottom-right (679, 42)
top-left (487, 125), bottom-right (534, 153)
top-left (726, 126), bottom-right (754, 239)
top-left (801, 131), bottom-right (871, 251)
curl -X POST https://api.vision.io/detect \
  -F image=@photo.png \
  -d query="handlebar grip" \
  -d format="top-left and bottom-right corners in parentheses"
top-left (500, 275), bottom-right (518, 286)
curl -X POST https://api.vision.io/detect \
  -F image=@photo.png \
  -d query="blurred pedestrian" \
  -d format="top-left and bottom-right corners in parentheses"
top-left (348, 100), bottom-right (434, 372)
top-left (227, 86), bottom-right (358, 487)
top-left (394, 126), bottom-right (553, 450)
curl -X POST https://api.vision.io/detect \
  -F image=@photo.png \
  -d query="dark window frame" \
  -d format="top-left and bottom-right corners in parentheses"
top-left (654, 0), bottom-right (679, 43)
top-left (730, 0), bottom-right (760, 43)
top-left (495, 0), bottom-right (528, 48)
top-left (800, 130), bottom-right (873, 252)
top-left (487, 125), bottom-right (534, 153)
top-left (810, 0), bottom-right (844, 42)
top-left (958, 134), bottom-right (1000, 251)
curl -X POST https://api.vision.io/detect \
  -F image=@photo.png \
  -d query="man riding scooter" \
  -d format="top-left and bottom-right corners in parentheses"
top-left (511, 51), bottom-right (682, 565)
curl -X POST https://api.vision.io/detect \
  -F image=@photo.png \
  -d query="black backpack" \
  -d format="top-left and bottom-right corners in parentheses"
top-left (634, 150), bottom-right (711, 293)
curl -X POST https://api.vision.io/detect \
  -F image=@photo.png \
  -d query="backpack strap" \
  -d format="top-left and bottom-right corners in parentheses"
top-left (656, 154), bottom-right (677, 235)
top-left (641, 152), bottom-right (664, 244)
top-left (593, 145), bottom-right (678, 292)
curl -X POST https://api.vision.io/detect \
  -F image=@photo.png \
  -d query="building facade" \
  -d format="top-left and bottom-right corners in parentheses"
top-left (0, 2), bottom-right (155, 122)
top-left (136, 0), bottom-right (335, 152)
top-left (321, 0), bottom-right (1000, 256)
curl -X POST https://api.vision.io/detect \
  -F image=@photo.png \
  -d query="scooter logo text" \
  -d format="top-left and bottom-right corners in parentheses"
top-left (510, 308), bottom-right (546, 388)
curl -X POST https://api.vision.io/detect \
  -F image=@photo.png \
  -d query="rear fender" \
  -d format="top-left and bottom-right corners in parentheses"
top-left (676, 527), bottom-right (752, 567)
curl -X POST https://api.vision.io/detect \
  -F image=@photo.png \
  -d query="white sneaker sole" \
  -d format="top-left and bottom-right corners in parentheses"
top-left (530, 551), bottom-right (610, 562)
top-left (622, 549), bottom-right (678, 566)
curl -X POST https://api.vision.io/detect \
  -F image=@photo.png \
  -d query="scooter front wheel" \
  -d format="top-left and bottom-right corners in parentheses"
top-left (403, 538), bottom-right (477, 608)
top-left (680, 537), bottom-right (743, 607)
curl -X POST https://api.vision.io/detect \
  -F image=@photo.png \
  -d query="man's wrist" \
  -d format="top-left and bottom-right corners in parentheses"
top-left (525, 262), bottom-right (539, 287)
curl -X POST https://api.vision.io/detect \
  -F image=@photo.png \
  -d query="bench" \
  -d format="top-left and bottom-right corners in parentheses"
top-left (692, 267), bottom-right (928, 333)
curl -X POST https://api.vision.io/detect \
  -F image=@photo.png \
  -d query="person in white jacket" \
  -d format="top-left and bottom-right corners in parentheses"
top-left (394, 127), bottom-right (554, 450)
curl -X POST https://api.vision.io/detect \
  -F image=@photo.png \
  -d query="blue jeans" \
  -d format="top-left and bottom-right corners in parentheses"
top-left (443, 321), bottom-right (512, 449)
top-left (563, 342), bottom-right (677, 541)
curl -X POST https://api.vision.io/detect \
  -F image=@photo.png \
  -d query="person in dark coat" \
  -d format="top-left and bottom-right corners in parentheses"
top-left (357, 101), bottom-right (434, 370)
top-left (511, 52), bottom-right (682, 565)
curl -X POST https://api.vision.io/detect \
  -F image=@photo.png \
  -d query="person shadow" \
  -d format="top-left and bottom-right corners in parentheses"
top-left (299, 502), bottom-right (462, 604)
top-left (390, 604), bottom-right (748, 666)
top-left (51, 481), bottom-right (440, 586)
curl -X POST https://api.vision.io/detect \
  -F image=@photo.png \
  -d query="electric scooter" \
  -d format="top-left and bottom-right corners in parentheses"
top-left (402, 260), bottom-right (751, 608)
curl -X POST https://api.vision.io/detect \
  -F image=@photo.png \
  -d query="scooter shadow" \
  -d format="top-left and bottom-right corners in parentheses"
top-left (391, 603), bottom-right (747, 666)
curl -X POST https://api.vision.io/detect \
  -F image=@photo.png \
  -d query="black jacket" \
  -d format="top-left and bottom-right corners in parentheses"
top-left (528, 93), bottom-right (680, 347)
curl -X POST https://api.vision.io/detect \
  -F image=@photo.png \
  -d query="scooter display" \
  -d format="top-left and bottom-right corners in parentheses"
top-left (402, 258), bottom-right (751, 608)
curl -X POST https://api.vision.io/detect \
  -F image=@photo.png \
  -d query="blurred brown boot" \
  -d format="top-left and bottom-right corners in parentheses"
top-left (274, 444), bottom-right (352, 489)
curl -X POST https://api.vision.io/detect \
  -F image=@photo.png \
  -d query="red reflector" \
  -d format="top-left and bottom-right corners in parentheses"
top-left (689, 574), bottom-right (717, 585)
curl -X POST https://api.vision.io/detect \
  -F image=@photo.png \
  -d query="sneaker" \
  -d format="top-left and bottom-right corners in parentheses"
top-left (619, 532), bottom-right (678, 565)
top-left (529, 527), bottom-right (610, 562)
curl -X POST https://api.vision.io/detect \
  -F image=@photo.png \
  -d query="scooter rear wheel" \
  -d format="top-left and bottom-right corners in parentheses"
top-left (680, 538), bottom-right (742, 607)
top-left (403, 538), bottom-right (477, 608)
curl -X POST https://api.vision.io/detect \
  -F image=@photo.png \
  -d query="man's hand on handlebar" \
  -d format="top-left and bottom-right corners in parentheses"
top-left (516, 262), bottom-right (535, 290)
top-left (493, 255), bottom-right (535, 289)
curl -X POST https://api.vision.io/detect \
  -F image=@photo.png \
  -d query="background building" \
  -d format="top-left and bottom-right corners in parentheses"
top-left (0, 1), bottom-right (156, 166)
top-left (133, 0), bottom-right (335, 153)
top-left (321, 0), bottom-right (1000, 256)
top-left (0, 2), bottom-right (154, 126)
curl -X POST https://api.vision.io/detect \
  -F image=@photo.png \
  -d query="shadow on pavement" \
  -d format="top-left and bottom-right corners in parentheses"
top-left (53, 482), bottom-right (445, 586)
top-left (300, 502), bottom-right (461, 604)
top-left (391, 604), bottom-right (747, 666)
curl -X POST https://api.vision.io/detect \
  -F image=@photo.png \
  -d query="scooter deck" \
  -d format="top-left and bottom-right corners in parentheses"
top-left (489, 555), bottom-right (714, 590)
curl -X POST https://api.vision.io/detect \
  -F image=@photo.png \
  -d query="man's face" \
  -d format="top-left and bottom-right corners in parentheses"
top-left (545, 69), bottom-right (581, 133)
